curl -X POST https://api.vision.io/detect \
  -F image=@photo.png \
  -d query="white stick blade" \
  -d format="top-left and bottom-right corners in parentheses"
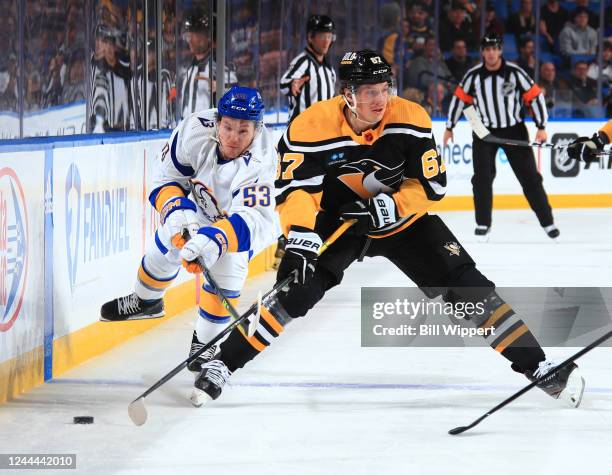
top-left (128, 398), bottom-right (148, 426)
top-left (463, 106), bottom-right (489, 139)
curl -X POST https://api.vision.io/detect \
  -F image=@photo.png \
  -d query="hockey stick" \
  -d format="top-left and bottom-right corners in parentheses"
top-left (128, 219), bottom-right (356, 426)
top-left (448, 330), bottom-right (612, 435)
top-left (463, 106), bottom-right (566, 150)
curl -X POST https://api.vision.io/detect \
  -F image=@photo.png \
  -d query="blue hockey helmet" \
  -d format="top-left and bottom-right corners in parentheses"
top-left (217, 86), bottom-right (265, 123)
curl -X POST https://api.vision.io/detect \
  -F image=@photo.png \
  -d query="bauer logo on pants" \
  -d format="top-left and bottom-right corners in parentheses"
top-left (0, 168), bottom-right (29, 332)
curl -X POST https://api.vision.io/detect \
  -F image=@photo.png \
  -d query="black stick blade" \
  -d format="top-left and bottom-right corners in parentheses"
top-left (448, 426), bottom-right (469, 435)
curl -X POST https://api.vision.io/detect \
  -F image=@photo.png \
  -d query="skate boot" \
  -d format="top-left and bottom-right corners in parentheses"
top-left (189, 358), bottom-right (232, 407)
top-left (525, 360), bottom-right (585, 407)
top-left (272, 235), bottom-right (287, 270)
top-left (474, 225), bottom-right (490, 242)
top-left (186, 331), bottom-right (217, 374)
top-left (100, 293), bottom-right (164, 322)
top-left (543, 224), bottom-right (560, 240)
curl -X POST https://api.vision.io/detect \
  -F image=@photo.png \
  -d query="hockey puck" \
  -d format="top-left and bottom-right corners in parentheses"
top-left (73, 416), bottom-right (94, 424)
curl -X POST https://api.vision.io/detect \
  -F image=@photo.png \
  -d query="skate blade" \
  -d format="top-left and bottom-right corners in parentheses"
top-left (100, 312), bottom-right (165, 322)
top-left (189, 388), bottom-right (213, 408)
top-left (559, 369), bottom-right (586, 408)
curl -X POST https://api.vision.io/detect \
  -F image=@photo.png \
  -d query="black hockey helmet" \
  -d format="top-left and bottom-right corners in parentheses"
top-left (339, 50), bottom-right (393, 88)
top-left (481, 32), bottom-right (503, 49)
top-left (183, 10), bottom-right (210, 33)
top-left (306, 14), bottom-right (335, 34)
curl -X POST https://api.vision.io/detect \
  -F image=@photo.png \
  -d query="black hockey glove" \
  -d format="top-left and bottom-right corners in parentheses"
top-left (277, 226), bottom-right (322, 286)
top-left (338, 194), bottom-right (399, 235)
top-left (566, 133), bottom-right (607, 163)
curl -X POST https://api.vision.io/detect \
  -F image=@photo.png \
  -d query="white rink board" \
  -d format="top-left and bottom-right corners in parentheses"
top-left (0, 151), bottom-right (45, 363)
top-left (52, 143), bottom-right (147, 339)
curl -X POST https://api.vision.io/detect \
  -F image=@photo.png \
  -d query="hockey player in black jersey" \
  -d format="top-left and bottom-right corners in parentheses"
top-left (189, 50), bottom-right (585, 409)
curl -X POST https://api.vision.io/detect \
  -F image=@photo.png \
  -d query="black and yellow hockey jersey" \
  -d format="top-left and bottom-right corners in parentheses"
top-left (275, 95), bottom-right (446, 238)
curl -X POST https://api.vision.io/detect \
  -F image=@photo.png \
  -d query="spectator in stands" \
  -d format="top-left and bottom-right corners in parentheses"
top-left (479, 2), bottom-right (504, 38)
top-left (405, 35), bottom-right (452, 92)
top-left (439, 1), bottom-right (474, 52)
top-left (538, 61), bottom-right (568, 111)
top-left (539, 0), bottom-right (569, 52)
top-left (454, 0), bottom-right (477, 17)
top-left (377, 2), bottom-right (402, 74)
top-left (575, 0), bottom-right (599, 29)
top-left (559, 7), bottom-right (598, 56)
top-left (568, 60), bottom-right (598, 115)
top-left (0, 56), bottom-right (18, 112)
top-left (517, 35), bottom-right (536, 78)
top-left (61, 49), bottom-right (86, 104)
top-left (507, 0), bottom-right (536, 41)
top-left (587, 41), bottom-right (612, 87)
top-left (42, 46), bottom-right (67, 107)
top-left (404, 1), bottom-right (431, 57)
top-left (401, 86), bottom-right (424, 104)
top-left (446, 38), bottom-right (473, 83)
top-left (423, 81), bottom-right (451, 117)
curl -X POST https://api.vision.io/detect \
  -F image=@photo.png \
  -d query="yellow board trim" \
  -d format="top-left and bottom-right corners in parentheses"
top-left (431, 194), bottom-right (612, 211)
top-left (1, 243), bottom-right (276, 403)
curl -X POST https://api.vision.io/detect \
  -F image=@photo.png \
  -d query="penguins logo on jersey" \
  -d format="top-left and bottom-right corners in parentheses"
top-left (337, 159), bottom-right (402, 198)
top-left (444, 242), bottom-right (461, 256)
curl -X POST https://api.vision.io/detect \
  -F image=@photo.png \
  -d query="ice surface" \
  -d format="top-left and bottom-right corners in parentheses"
top-left (1, 209), bottom-right (611, 474)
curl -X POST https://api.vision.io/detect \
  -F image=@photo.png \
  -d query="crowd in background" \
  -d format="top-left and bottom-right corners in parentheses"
top-left (0, 0), bottom-right (611, 138)
top-left (381, 0), bottom-right (612, 118)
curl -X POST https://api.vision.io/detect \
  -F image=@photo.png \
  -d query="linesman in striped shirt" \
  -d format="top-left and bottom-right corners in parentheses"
top-left (444, 33), bottom-right (559, 240)
top-left (280, 14), bottom-right (337, 122)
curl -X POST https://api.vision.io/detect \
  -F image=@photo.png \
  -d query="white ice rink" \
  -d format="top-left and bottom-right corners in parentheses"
top-left (1, 208), bottom-right (612, 475)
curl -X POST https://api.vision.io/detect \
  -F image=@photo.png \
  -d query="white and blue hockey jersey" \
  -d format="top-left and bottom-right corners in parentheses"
top-left (149, 108), bottom-right (279, 256)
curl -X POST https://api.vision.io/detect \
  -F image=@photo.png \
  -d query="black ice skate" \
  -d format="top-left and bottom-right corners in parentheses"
top-left (543, 224), bottom-right (560, 240)
top-left (189, 358), bottom-right (232, 407)
top-left (187, 331), bottom-right (217, 374)
top-left (474, 225), bottom-right (490, 242)
top-left (100, 293), bottom-right (164, 322)
top-left (525, 360), bottom-right (585, 408)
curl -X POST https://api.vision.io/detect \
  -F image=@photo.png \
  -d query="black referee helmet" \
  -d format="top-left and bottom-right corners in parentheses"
top-left (306, 14), bottom-right (335, 35)
top-left (183, 10), bottom-right (210, 33)
top-left (481, 32), bottom-right (503, 49)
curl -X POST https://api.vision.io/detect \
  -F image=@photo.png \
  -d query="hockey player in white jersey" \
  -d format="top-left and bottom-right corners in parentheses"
top-left (100, 86), bottom-right (279, 373)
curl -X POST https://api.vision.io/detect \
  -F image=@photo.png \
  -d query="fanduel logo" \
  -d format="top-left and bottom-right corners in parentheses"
top-left (83, 187), bottom-right (130, 262)
top-left (64, 164), bottom-right (131, 290)
top-left (65, 163), bottom-right (81, 290)
top-left (0, 168), bottom-right (28, 332)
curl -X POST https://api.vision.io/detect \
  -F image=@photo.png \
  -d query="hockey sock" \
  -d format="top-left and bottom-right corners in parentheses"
top-left (196, 283), bottom-right (240, 343)
top-left (472, 292), bottom-right (545, 372)
top-left (220, 296), bottom-right (292, 372)
top-left (135, 256), bottom-right (178, 300)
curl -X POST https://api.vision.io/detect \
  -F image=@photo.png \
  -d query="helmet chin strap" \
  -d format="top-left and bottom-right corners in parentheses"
top-left (342, 93), bottom-right (381, 126)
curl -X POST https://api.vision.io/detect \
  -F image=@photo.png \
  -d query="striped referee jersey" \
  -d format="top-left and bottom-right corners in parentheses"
top-left (446, 59), bottom-right (548, 130)
top-left (180, 52), bottom-right (237, 118)
top-left (91, 57), bottom-right (133, 131)
top-left (280, 48), bottom-right (336, 121)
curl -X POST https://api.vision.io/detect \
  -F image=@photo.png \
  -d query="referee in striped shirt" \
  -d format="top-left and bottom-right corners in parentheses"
top-left (444, 33), bottom-right (559, 240)
top-left (280, 14), bottom-right (337, 122)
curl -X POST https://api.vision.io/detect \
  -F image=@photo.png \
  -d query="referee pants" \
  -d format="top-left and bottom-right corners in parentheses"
top-left (471, 122), bottom-right (554, 228)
